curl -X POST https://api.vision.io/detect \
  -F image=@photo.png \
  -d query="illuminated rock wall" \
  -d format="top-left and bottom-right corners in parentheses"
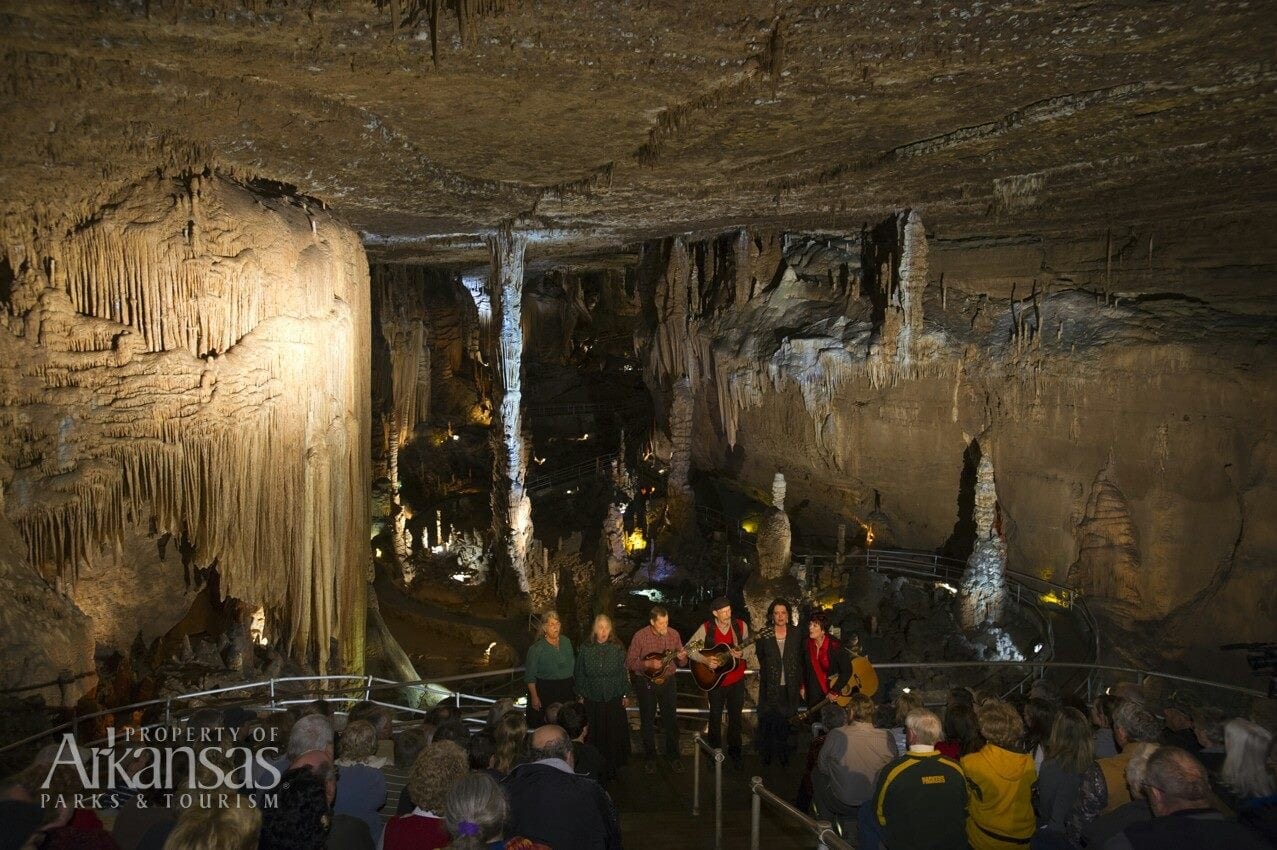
top-left (0, 170), bottom-right (371, 682)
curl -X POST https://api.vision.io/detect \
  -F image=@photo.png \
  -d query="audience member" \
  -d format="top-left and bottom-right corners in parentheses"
top-left (796, 703), bottom-right (846, 813)
top-left (32, 761), bottom-right (120, 850)
top-left (1033, 707), bottom-right (1095, 848)
top-left (391, 727), bottom-right (429, 815)
top-left (433, 720), bottom-right (472, 748)
top-left (860, 708), bottom-right (966, 850)
top-left (503, 725), bottom-right (622, 850)
top-left (289, 750), bottom-right (373, 850)
top-left (1067, 699), bottom-right (1161, 837)
top-left (332, 720), bottom-right (387, 840)
top-left (1219, 718), bottom-right (1276, 811)
top-left (485, 700), bottom-right (518, 736)
top-left (1023, 698), bottom-right (1060, 770)
top-left (1237, 731), bottom-right (1277, 845)
top-left (468, 732), bottom-right (499, 777)
top-left (1192, 707), bottom-right (1227, 775)
top-left (937, 702), bottom-right (984, 760)
top-left (815, 693), bottom-right (898, 833)
top-left (441, 771), bottom-right (549, 850)
top-left (889, 691), bottom-right (924, 755)
top-left (160, 801), bottom-right (261, 850)
top-left (1106, 746), bottom-right (1269, 849)
top-left (1090, 695), bottom-right (1120, 759)
top-left (560, 701), bottom-right (607, 783)
top-left (962, 698), bottom-right (1036, 850)
top-left (1079, 742), bottom-right (1156, 849)
top-left (947, 686), bottom-right (976, 710)
top-left (382, 741), bottom-right (470, 850)
top-left (259, 767), bottom-right (333, 850)
top-left (493, 711), bottom-right (529, 776)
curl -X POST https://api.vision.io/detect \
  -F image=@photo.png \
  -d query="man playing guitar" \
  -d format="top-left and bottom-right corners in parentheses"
top-left (685, 596), bottom-right (751, 769)
top-left (625, 605), bottom-right (688, 774)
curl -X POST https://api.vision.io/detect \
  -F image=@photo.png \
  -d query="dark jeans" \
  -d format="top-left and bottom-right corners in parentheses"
top-left (757, 682), bottom-right (798, 762)
top-left (707, 680), bottom-right (745, 757)
top-left (635, 677), bottom-right (679, 759)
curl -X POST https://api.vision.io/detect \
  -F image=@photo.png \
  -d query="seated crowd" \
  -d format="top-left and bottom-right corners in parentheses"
top-left (803, 683), bottom-right (1276, 849)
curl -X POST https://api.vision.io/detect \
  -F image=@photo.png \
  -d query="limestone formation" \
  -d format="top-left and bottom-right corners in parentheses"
top-left (1068, 460), bottom-right (1143, 609)
top-left (959, 454), bottom-right (1008, 629)
top-left (0, 171), bottom-right (370, 677)
top-left (664, 377), bottom-right (696, 533)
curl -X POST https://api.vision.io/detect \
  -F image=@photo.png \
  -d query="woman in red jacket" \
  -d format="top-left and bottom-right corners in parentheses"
top-left (801, 611), bottom-right (851, 709)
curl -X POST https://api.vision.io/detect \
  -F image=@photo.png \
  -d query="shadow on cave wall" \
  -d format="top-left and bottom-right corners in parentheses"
top-left (941, 439), bottom-right (981, 561)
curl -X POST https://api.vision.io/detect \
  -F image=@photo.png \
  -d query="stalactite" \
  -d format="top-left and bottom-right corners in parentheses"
top-left (0, 171), bottom-right (369, 674)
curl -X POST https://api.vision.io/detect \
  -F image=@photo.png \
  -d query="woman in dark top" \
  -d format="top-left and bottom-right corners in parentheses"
top-left (573, 613), bottom-right (633, 778)
top-left (756, 598), bottom-right (803, 766)
top-left (937, 702), bottom-right (985, 759)
top-left (1033, 707), bottom-right (1095, 849)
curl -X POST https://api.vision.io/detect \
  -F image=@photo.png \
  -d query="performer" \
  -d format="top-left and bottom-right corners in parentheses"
top-left (525, 611), bottom-right (575, 728)
top-left (755, 597), bottom-right (802, 766)
top-left (625, 605), bottom-right (687, 774)
top-left (686, 596), bottom-right (751, 768)
top-left (802, 611), bottom-right (850, 709)
top-left (575, 614), bottom-right (632, 780)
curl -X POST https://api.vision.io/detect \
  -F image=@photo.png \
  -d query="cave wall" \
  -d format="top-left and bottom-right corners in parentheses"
top-left (0, 170), bottom-right (371, 688)
top-left (643, 223), bottom-right (1276, 683)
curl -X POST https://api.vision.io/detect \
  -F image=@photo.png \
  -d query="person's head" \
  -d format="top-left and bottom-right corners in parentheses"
top-left (591, 614), bottom-right (621, 646)
top-left (427, 702), bottom-right (457, 726)
top-left (893, 691), bottom-right (923, 726)
top-left (1091, 694), bottom-right (1120, 730)
top-left (944, 702), bottom-right (985, 756)
top-left (848, 693), bottom-right (876, 724)
top-left (904, 708), bottom-right (943, 748)
top-left (819, 703), bottom-right (848, 732)
top-left (947, 687), bottom-right (975, 710)
top-left (1222, 718), bottom-right (1276, 799)
top-left (485, 698), bottom-right (517, 732)
top-left (1028, 679), bottom-right (1059, 703)
top-left (710, 597), bottom-right (732, 624)
top-left (299, 699), bottom-right (331, 718)
top-left (1143, 746), bottom-right (1212, 816)
top-left (649, 605), bottom-right (670, 634)
top-left (976, 699), bottom-right (1025, 750)
top-left (1023, 698), bottom-right (1060, 749)
top-left (288, 750), bottom-right (337, 805)
top-left (394, 727), bottom-right (428, 770)
top-left (337, 720), bottom-right (377, 762)
top-left (493, 710), bottom-right (529, 774)
top-left (259, 767), bottom-right (331, 850)
top-left (808, 611), bottom-right (830, 640)
top-left (559, 702), bottom-right (587, 741)
top-left (467, 732), bottom-right (496, 771)
top-left (529, 724), bottom-right (573, 765)
top-left (540, 611), bottom-right (562, 642)
top-left (1192, 706), bottom-right (1226, 749)
top-left (443, 771), bottom-right (509, 850)
top-left (433, 719), bottom-right (471, 747)
top-left (408, 741), bottom-right (469, 813)
top-left (1112, 700), bottom-right (1160, 749)
top-left (286, 715), bottom-right (335, 761)
top-left (543, 702), bottom-right (563, 726)
top-left (1123, 741), bottom-right (1160, 800)
top-left (767, 599), bottom-right (792, 629)
top-left (164, 800), bottom-right (262, 850)
top-left (1045, 707), bottom-right (1095, 775)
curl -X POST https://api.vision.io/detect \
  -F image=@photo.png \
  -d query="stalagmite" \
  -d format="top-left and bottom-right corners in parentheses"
top-left (895, 210), bottom-right (929, 368)
top-left (959, 452), bottom-right (1008, 629)
top-left (0, 171), bottom-right (370, 676)
top-left (486, 225), bottom-right (536, 599)
top-left (665, 377), bottom-right (696, 532)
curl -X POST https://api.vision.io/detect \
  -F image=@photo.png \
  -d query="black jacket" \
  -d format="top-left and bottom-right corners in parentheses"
top-left (503, 761), bottom-right (622, 850)
top-left (1117, 807), bottom-right (1271, 850)
top-left (801, 636), bottom-right (852, 708)
top-left (756, 630), bottom-right (803, 713)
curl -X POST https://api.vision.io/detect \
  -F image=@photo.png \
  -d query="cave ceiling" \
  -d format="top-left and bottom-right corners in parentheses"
top-left (1, 0), bottom-right (1274, 295)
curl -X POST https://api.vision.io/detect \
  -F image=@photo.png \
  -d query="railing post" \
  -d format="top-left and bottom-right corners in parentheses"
top-left (692, 738), bottom-right (701, 816)
top-left (816, 819), bottom-right (834, 850)
top-left (164, 698), bottom-right (171, 727)
top-left (750, 776), bottom-right (762, 850)
top-left (364, 675), bottom-right (373, 701)
top-left (269, 679), bottom-right (277, 709)
top-left (714, 748), bottom-right (723, 850)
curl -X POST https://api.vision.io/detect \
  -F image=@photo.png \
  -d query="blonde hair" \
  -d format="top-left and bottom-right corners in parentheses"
top-left (977, 698), bottom-right (1026, 749)
top-left (1222, 718), bottom-right (1276, 798)
top-left (848, 693), bottom-right (877, 723)
top-left (408, 741), bottom-right (469, 812)
top-left (590, 614), bottom-right (623, 647)
top-left (338, 720), bottom-right (378, 762)
top-left (493, 710), bottom-right (529, 774)
top-left (1045, 707), bottom-right (1095, 774)
top-left (1123, 741), bottom-right (1159, 799)
top-left (163, 804), bottom-right (261, 850)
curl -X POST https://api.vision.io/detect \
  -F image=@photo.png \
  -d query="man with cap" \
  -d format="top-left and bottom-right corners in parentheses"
top-left (686, 596), bottom-right (752, 768)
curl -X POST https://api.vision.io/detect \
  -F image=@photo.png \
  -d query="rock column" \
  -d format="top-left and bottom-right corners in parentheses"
top-left (959, 454), bottom-right (1008, 628)
top-left (665, 376), bottom-right (696, 532)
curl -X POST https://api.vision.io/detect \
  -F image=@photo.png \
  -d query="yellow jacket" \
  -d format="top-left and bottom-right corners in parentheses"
top-left (961, 744), bottom-right (1037, 850)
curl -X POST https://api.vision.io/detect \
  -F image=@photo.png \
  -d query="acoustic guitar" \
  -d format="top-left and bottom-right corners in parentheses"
top-left (689, 625), bottom-right (775, 691)
top-left (790, 654), bottom-right (880, 725)
top-left (641, 638), bottom-right (704, 685)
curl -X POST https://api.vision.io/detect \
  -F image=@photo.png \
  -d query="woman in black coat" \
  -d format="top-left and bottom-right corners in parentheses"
top-left (755, 598), bottom-right (803, 765)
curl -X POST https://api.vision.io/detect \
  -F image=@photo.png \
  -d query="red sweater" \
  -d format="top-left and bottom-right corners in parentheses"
top-left (383, 811), bottom-right (450, 850)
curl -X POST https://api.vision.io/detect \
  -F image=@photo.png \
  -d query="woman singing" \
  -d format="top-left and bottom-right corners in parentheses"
top-left (574, 613), bottom-right (633, 779)
top-left (525, 611), bottom-right (575, 727)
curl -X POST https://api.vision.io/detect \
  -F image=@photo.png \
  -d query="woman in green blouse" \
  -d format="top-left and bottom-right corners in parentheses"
top-left (525, 610), bottom-right (575, 727)
top-left (574, 613), bottom-right (633, 779)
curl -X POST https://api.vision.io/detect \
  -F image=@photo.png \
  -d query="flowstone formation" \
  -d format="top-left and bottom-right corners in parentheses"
top-left (959, 453), bottom-right (1008, 629)
top-left (0, 170), bottom-right (371, 686)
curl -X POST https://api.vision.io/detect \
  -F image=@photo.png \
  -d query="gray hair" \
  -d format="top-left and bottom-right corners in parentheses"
top-left (529, 726), bottom-right (572, 762)
top-left (287, 715), bottom-right (335, 760)
top-left (539, 611), bottom-right (561, 636)
top-left (1123, 741), bottom-right (1159, 799)
top-left (1222, 718), bottom-right (1276, 798)
top-left (1113, 701), bottom-right (1160, 744)
top-left (444, 771), bottom-right (508, 844)
top-left (904, 708), bottom-right (943, 747)
top-left (1145, 746), bottom-right (1211, 805)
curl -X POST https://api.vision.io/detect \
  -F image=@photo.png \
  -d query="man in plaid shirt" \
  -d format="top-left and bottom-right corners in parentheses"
top-left (625, 605), bottom-right (688, 774)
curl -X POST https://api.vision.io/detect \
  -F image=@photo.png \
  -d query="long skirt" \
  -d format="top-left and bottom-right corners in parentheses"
top-left (529, 676), bottom-right (575, 727)
top-left (583, 697), bottom-right (631, 778)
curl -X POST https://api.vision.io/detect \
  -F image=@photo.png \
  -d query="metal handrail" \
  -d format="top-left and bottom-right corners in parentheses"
top-left (749, 775), bottom-right (852, 850)
top-left (691, 733), bottom-right (725, 849)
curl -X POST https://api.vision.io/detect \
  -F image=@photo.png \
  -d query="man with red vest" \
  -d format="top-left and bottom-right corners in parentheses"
top-left (686, 596), bottom-right (751, 768)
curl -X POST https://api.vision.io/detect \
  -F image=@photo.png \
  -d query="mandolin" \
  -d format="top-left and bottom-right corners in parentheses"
top-left (641, 638), bottom-right (704, 685)
top-left (689, 625), bottom-right (775, 691)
